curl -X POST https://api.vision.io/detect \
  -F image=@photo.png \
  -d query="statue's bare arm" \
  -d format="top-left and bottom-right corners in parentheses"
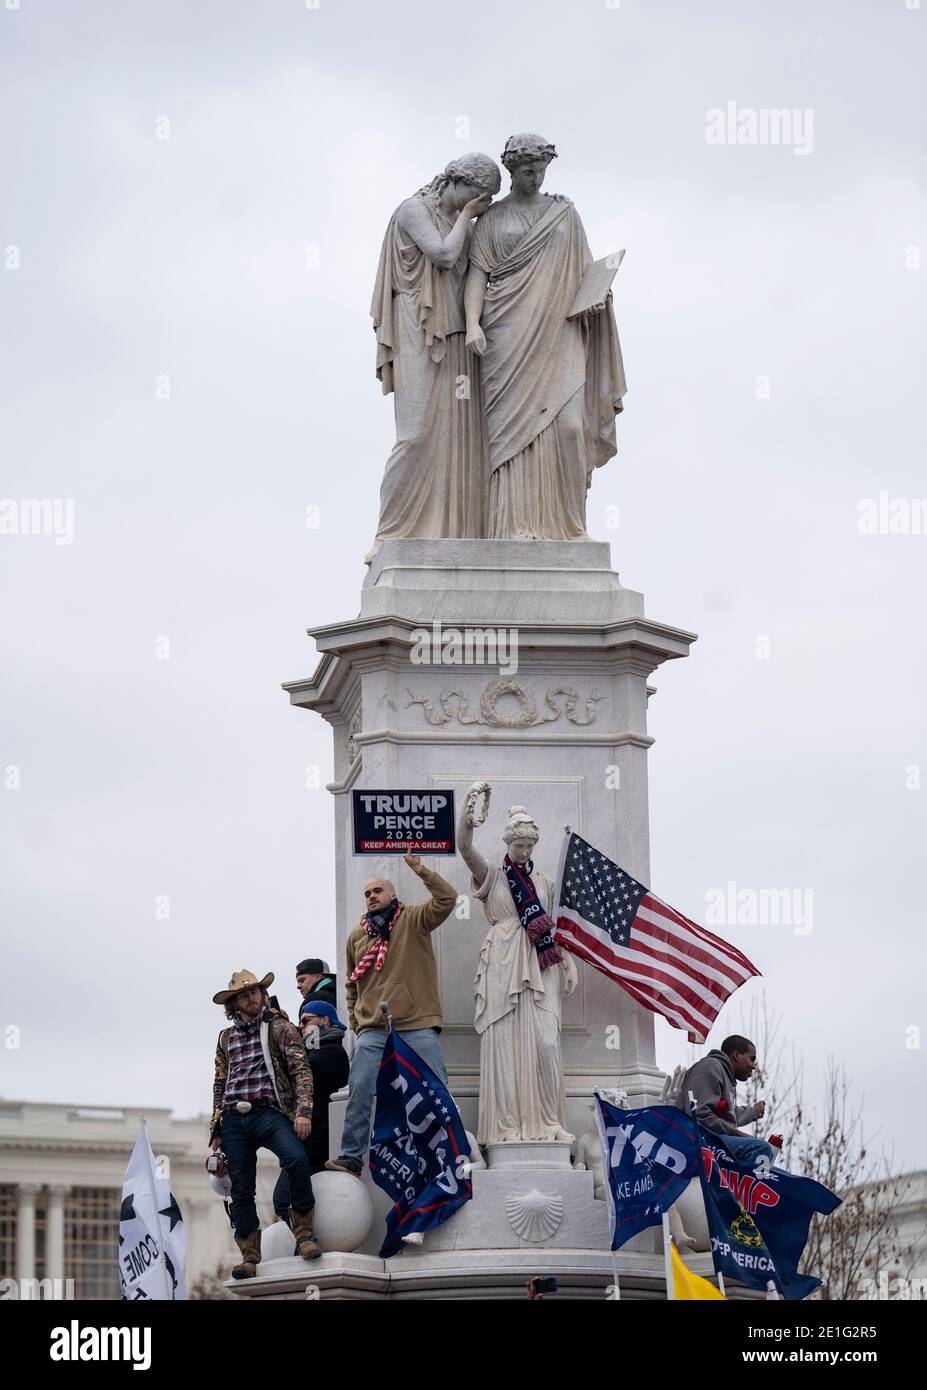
top-left (398, 196), bottom-right (490, 273)
top-left (457, 780), bottom-right (490, 886)
top-left (465, 266), bottom-right (488, 356)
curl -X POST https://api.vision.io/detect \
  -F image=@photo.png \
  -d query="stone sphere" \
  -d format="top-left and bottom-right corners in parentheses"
top-left (676, 1177), bottom-right (710, 1251)
top-left (260, 1220), bottom-right (298, 1261)
top-left (310, 1171), bottom-right (375, 1252)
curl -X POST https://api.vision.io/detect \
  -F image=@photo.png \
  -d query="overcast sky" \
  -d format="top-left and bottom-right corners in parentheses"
top-left (1, 0), bottom-right (924, 1171)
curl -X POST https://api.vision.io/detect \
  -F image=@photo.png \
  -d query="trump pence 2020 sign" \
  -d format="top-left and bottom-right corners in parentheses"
top-left (352, 790), bottom-right (456, 855)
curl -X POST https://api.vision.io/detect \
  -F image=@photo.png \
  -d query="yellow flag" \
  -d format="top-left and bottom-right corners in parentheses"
top-left (671, 1242), bottom-right (726, 1300)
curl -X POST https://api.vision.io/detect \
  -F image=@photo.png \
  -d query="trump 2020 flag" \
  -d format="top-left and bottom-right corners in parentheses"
top-left (698, 1128), bottom-right (841, 1300)
top-left (594, 1096), bottom-right (701, 1250)
top-left (119, 1120), bottom-right (187, 1300)
top-left (369, 1030), bottom-right (473, 1257)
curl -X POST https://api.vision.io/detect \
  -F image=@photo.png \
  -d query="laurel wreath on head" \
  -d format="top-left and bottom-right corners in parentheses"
top-left (465, 783), bottom-right (491, 828)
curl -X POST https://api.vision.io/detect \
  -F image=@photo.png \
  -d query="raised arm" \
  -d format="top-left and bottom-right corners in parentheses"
top-left (402, 853), bottom-right (458, 932)
top-left (397, 195), bottom-right (491, 272)
top-left (465, 265), bottom-right (489, 356)
top-left (457, 781), bottom-right (490, 886)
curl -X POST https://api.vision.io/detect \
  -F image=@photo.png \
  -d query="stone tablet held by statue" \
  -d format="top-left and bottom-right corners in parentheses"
top-left (566, 250), bottom-right (625, 319)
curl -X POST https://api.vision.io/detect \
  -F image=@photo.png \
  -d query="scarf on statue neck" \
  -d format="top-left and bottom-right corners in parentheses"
top-left (349, 898), bottom-right (401, 981)
top-left (502, 855), bottom-right (563, 970)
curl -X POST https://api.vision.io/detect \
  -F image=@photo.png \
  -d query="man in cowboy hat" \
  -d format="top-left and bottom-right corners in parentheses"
top-left (210, 969), bottom-right (320, 1277)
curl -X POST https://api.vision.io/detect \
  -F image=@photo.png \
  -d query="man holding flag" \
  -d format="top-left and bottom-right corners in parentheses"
top-left (683, 1034), bottom-right (776, 1169)
top-left (593, 1091), bottom-right (840, 1299)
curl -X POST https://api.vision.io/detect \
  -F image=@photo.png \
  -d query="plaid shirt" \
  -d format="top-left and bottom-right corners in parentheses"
top-left (222, 1009), bottom-right (277, 1109)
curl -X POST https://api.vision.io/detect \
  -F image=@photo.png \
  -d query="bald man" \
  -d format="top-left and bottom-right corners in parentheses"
top-left (326, 852), bottom-right (457, 1174)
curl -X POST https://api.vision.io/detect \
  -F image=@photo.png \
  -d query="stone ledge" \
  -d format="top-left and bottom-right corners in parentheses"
top-left (227, 1247), bottom-right (760, 1301)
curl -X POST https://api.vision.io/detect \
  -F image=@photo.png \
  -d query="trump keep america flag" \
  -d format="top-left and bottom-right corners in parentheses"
top-left (554, 832), bottom-right (760, 1041)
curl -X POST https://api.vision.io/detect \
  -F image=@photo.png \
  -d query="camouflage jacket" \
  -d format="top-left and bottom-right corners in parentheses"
top-left (211, 1009), bottom-right (314, 1141)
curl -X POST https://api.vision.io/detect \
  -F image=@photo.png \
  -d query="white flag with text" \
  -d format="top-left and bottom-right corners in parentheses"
top-left (118, 1122), bottom-right (187, 1301)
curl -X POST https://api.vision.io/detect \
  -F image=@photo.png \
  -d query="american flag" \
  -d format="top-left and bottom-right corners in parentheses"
top-left (554, 832), bottom-right (760, 1042)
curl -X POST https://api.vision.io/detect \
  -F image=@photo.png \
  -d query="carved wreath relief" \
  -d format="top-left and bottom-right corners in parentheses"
top-left (405, 678), bottom-right (602, 728)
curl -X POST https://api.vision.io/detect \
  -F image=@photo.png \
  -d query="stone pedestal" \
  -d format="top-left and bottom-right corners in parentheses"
top-left (260, 539), bottom-right (700, 1300)
top-left (486, 1141), bottom-right (572, 1169)
top-left (283, 539), bottom-right (695, 1134)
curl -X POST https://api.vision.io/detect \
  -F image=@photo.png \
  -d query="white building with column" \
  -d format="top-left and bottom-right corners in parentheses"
top-left (0, 1099), bottom-right (277, 1299)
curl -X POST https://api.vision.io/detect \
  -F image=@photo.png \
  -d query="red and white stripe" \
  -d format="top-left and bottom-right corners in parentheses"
top-left (555, 887), bottom-right (760, 1042)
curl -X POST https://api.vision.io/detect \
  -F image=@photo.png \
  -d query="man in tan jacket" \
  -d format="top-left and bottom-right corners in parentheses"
top-left (326, 852), bottom-right (457, 1174)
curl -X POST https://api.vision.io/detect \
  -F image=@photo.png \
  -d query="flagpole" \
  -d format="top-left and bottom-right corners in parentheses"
top-left (138, 1115), bottom-right (172, 1300)
top-left (552, 826), bottom-right (572, 924)
top-left (688, 1091), bottom-right (726, 1298)
top-left (661, 1213), bottom-right (675, 1300)
top-left (593, 1088), bottom-right (622, 1303)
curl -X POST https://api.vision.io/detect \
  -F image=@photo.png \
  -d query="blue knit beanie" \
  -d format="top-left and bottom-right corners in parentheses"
top-left (299, 999), bottom-right (346, 1030)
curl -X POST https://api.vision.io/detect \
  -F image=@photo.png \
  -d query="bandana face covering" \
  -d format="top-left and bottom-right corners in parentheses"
top-left (502, 855), bottom-right (563, 970)
top-left (349, 898), bottom-right (401, 981)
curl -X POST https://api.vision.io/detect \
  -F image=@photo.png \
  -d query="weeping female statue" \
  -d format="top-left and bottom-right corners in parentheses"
top-left (465, 133), bottom-right (627, 540)
top-left (457, 783), bottom-right (577, 1146)
top-left (367, 153), bottom-right (502, 560)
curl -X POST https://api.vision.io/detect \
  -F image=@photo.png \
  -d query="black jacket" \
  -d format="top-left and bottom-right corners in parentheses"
top-left (307, 1026), bottom-right (349, 1098)
top-left (272, 1026), bottom-right (350, 1213)
top-left (302, 975), bottom-right (338, 1010)
top-left (304, 1027), bottom-right (349, 1171)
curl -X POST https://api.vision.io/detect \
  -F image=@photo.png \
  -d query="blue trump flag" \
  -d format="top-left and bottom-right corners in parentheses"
top-left (698, 1128), bottom-right (841, 1299)
top-left (594, 1096), bottom-right (701, 1250)
top-left (368, 1030), bottom-right (473, 1257)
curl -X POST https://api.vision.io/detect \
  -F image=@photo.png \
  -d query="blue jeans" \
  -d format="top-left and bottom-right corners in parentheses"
top-left (340, 1028), bottom-right (447, 1162)
top-left (220, 1107), bottom-right (314, 1237)
top-left (722, 1133), bottom-right (776, 1169)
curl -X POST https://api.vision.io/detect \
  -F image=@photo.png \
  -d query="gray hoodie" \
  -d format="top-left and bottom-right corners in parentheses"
top-left (681, 1048), bottom-right (761, 1136)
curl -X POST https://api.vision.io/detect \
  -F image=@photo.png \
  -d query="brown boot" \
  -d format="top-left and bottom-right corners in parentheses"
top-left (290, 1207), bottom-right (322, 1260)
top-left (231, 1228), bottom-right (262, 1279)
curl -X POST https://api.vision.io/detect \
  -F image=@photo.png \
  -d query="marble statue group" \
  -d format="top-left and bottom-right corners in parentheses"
top-left (369, 133), bottom-right (627, 559)
top-left (259, 124), bottom-right (722, 1296)
top-left (363, 135), bottom-right (630, 1149)
top-left (259, 120), bottom-right (746, 1297)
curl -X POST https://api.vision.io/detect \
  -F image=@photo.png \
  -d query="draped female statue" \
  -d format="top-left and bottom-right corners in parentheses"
top-left (465, 133), bottom-right (627, 540)
top-left (457, 784), bottom-right (577, 1146)
top-left (367, 154), bottom-right (502, 560)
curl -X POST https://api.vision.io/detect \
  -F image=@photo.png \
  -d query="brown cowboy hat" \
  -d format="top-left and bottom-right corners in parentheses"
top-left (212, 969), bottom-right (275, 1006)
